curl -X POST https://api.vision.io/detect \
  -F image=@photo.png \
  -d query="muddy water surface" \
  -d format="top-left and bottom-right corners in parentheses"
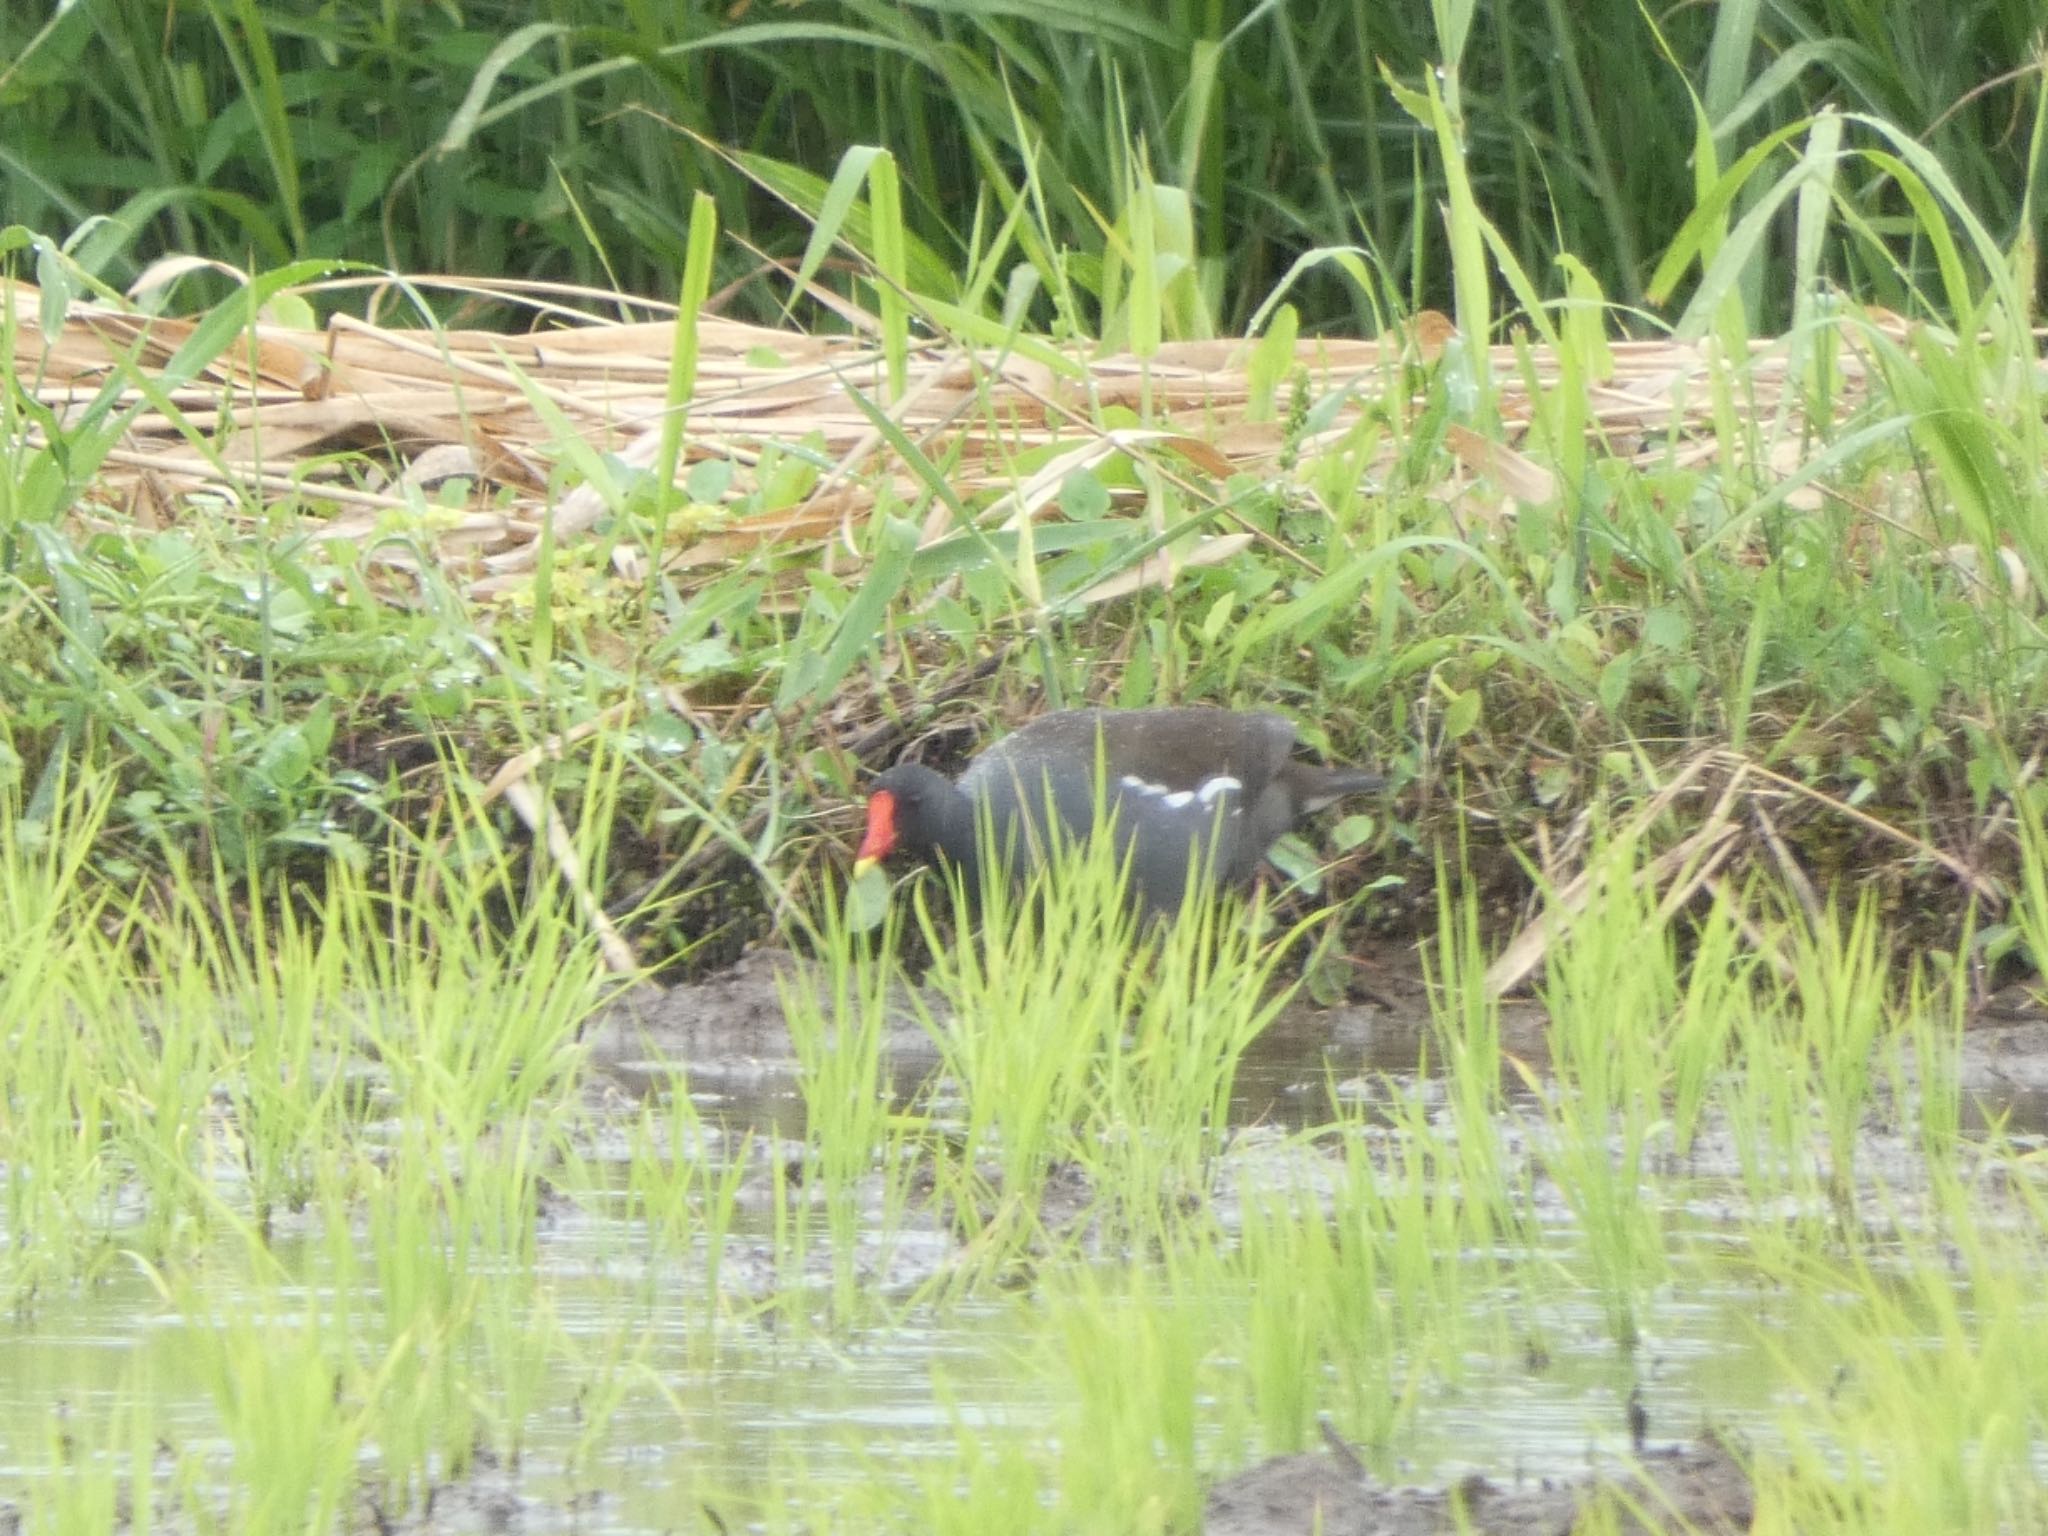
top-left (3, 946), bottom-right (2046, 1533)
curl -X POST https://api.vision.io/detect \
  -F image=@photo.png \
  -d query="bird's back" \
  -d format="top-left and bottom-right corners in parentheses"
top-left (956, 708), bottom-right (1307, 911)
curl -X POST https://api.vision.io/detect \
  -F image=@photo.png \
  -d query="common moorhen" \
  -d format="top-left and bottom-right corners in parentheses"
top-left (853, 707), bottom-right (1384, 916)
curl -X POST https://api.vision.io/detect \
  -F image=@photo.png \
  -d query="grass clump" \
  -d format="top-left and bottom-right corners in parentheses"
top-left (907, 827), bottom-right (1311, 1253)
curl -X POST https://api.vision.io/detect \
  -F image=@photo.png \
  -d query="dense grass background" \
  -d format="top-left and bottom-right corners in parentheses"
top-left (2, 0), bottom-right (2045, 948)
top-left (3, 1), bottom-right (2040, 330)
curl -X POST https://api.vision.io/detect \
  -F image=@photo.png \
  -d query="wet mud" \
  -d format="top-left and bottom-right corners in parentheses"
top-left (1208, 1429), bottom-right (1753, 1536)
top-left (302, 1429), bottom-right (1757, 1536)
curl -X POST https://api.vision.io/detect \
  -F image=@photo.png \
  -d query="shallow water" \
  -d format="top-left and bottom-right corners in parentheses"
top-left (3, 948), bottom-right (2046, 1532)
top-left (0, 1182), bottom-right (1809, 1533)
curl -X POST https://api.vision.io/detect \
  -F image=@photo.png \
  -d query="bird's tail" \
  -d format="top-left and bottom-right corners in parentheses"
top-left (1299, 766), bottom-right (1386, 812)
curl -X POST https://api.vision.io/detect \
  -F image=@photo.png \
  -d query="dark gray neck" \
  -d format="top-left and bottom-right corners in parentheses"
top-left (923, 784), bottom-right (984, 884)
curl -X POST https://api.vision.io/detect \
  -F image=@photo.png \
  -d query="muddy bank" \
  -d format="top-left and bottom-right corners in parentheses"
top-left (363, 1430), bottom-right (1756, 1536)
top-left (173, 1428), bottom-right (1750, 1536)
top-left (1208, 1430), bottom-right (1752, 1536)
